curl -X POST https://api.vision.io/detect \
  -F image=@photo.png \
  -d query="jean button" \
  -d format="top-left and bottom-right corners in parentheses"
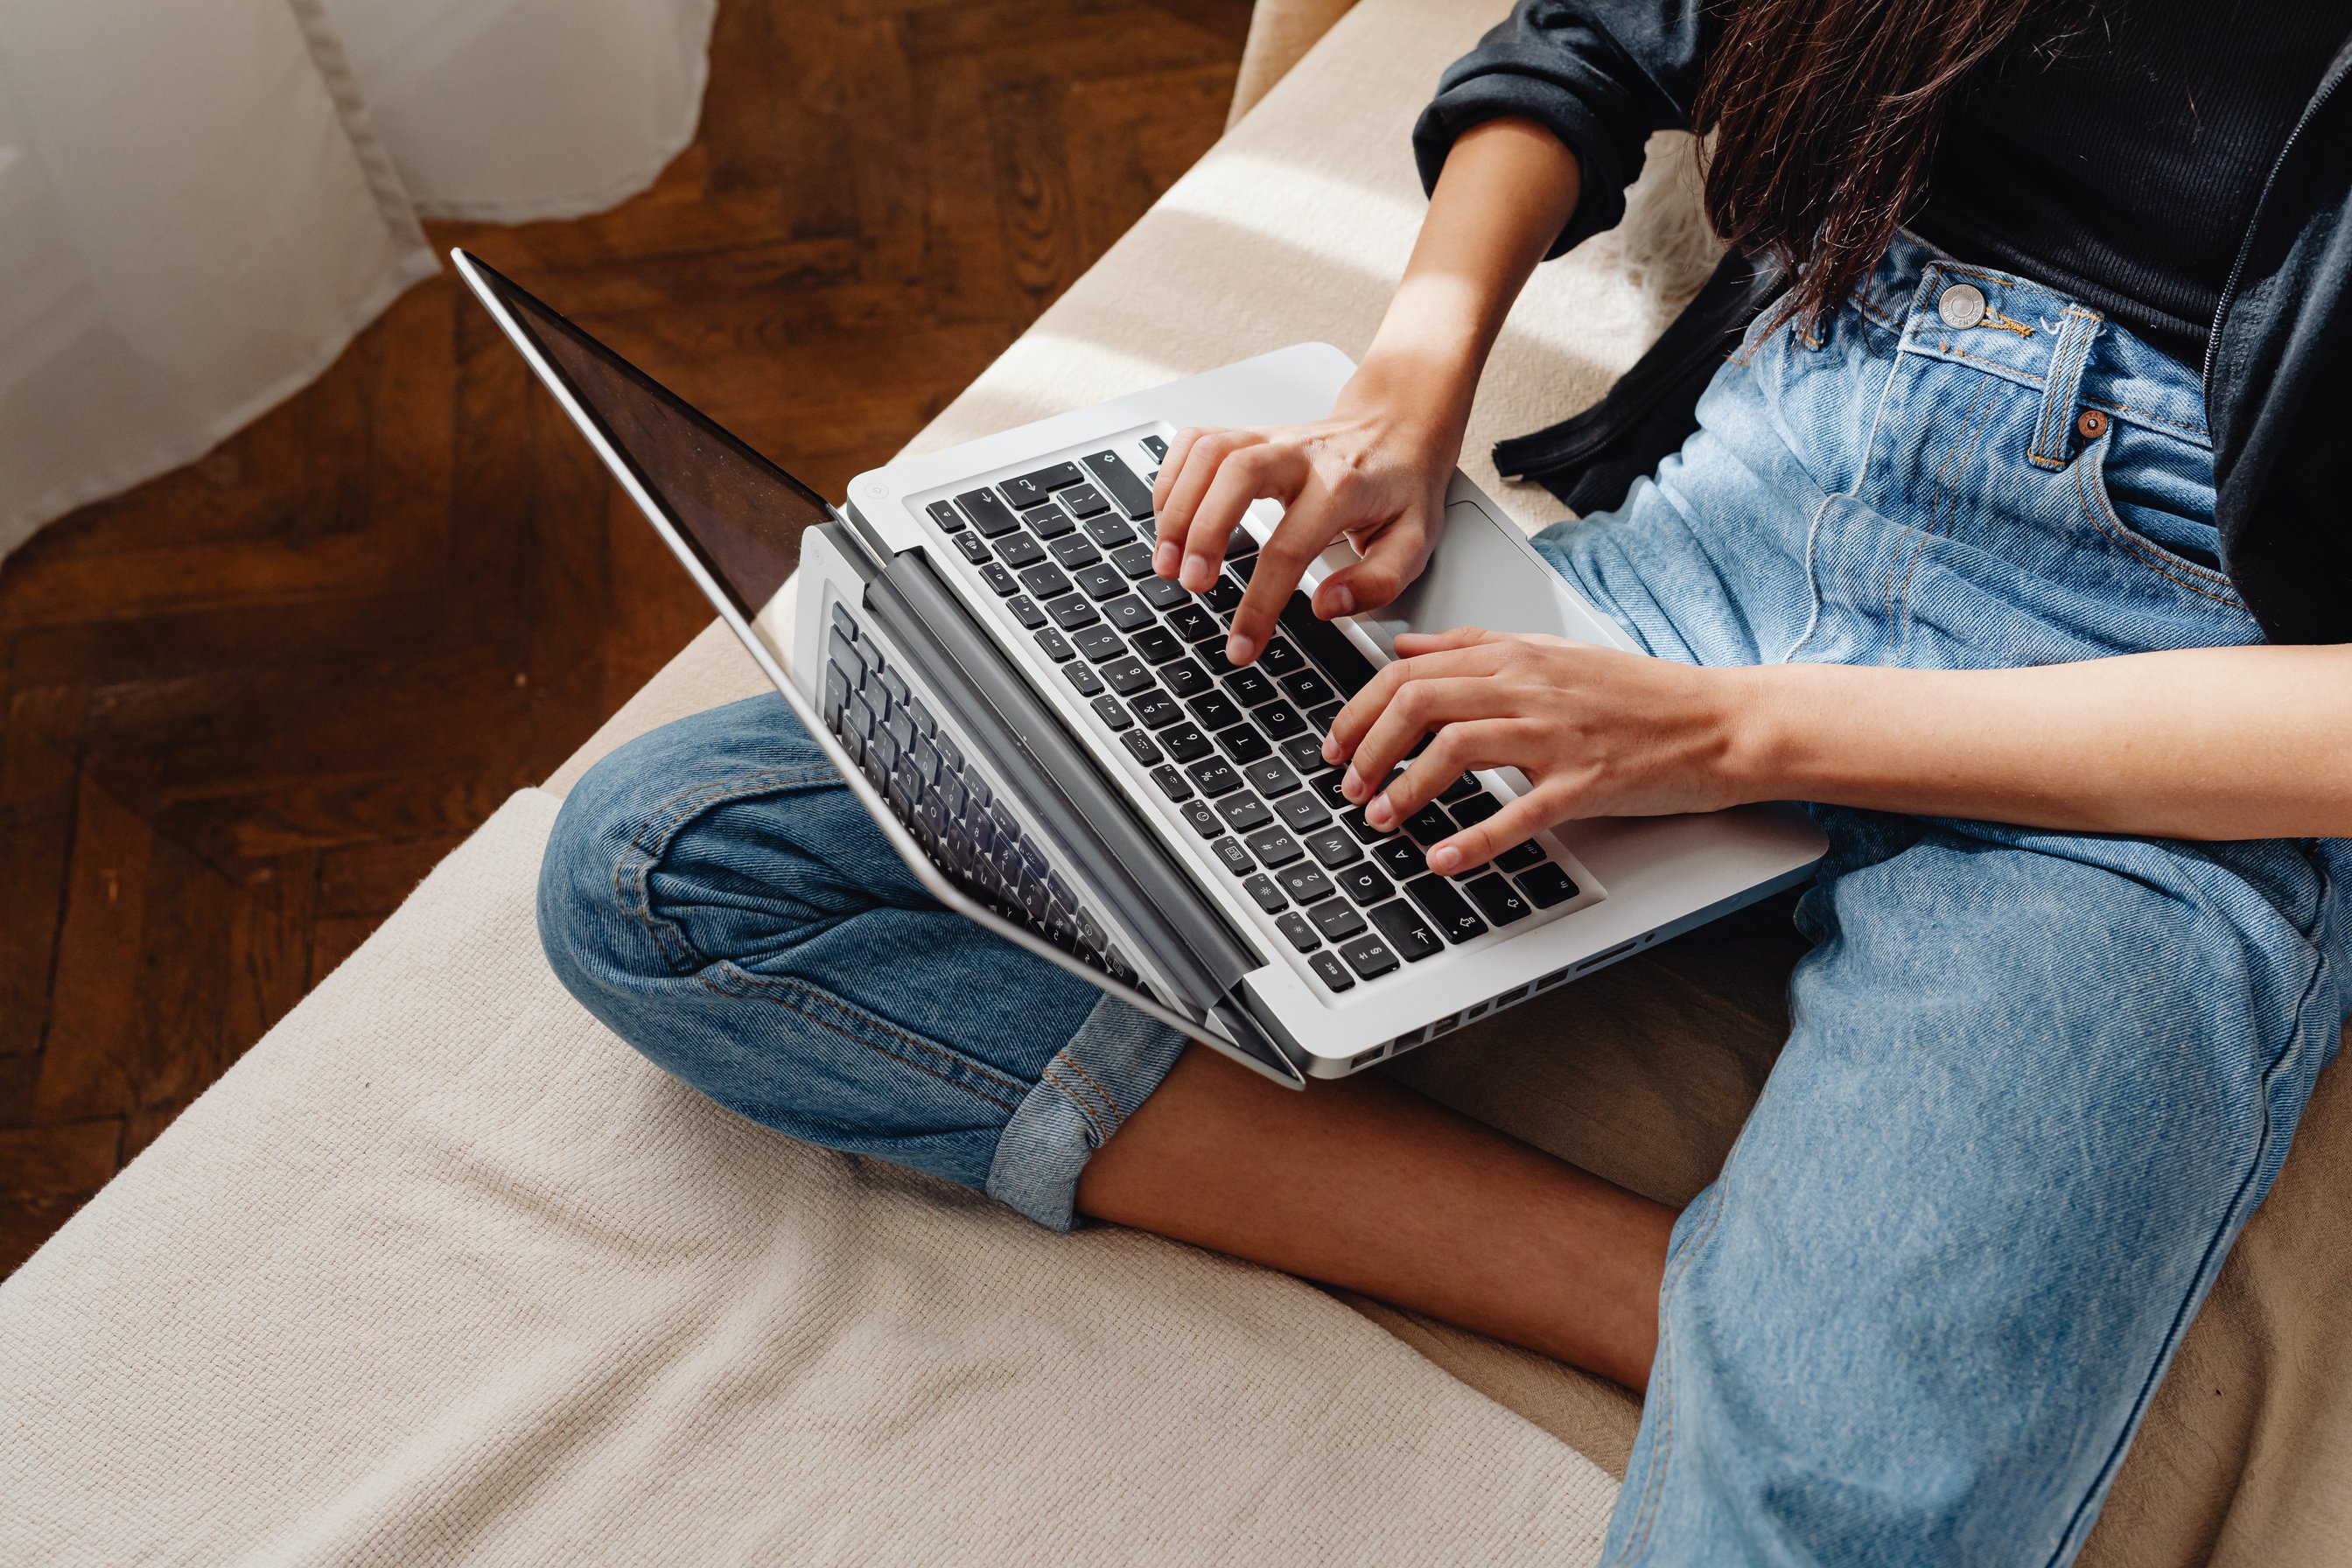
top-left (1936, 282), bottom-right (1986, 329)
top-left (2077, 408), bottom-right (2109, 440)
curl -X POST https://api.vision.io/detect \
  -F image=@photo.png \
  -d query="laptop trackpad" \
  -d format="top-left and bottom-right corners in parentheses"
top-left (1348, 500), bottom-right (1633, 656)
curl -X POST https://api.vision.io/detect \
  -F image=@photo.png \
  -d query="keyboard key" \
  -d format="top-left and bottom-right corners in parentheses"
top-left (1064, 663), bottom-right (1103, 696)
top-left (956, 487), bottom-right (1023, 537)
top-left (1244, 757), bottom-right (1299, 796)
top-left (1209, 836), bottom-right (1254, 876)
top-left (1018, 564), bottom-right (1070, 600)
top-left (1279, 668), bottom-right (1337, 708)
top-left (1022, 502), bottom-right (1075, 538)
top-left (1302, 827), bottom-right (1361, 868)
top-left (926, 499), bottom-right (967, 535)
top-left (1247, 826), bottom-right (1305, 868)
top-left (1242, 873), bottom-right (1286, 914)
top-left (1082, 449), bottom-right (1156, 520)
top-left (1465, 874), bottom-right (1532, 926)
top-left (1516, 863), bottom-right (1581, 907)
top-left (1047, 594), bottom-right (1100, 631)
top-left (1187, 690), bottom-right (1243, 732)
top-left (1309, 898), bottom-right (1367, 943)
top-left (1257, 640), bottom-right (1306, 677)
top-left (1340, 806), bottom-right (1392, 844)
top-left (995, 532), bottom-right (1046, 569)
top-left (1091, 695), bottom-right (1132, 730)
top-left (1228, 551), bottom-right (1256, 583)
top-left (1278, 593), bottom-right (1379, 694)
top-left (1339, 934), bottom-right (1400, 980)
top-left (1059, 482), bottom-right (1110, 518)
top-left (1186, 757), bottom-right (1242, 796)
top-left (1277, 862), bottom-right (1337, 905)
top-left (1178, 800), bottom-right (1221, 838)
top-left (1438, 774), bottom-right (1485, 804)
top-left (1223, 667), bottom-right (1276, 706)
top-left (1102, 595), bottom-right (1154, 632)
top-left (1120, 730), bottom-right (1163, 766)
top-left (1034, 626), bottom-right (1075, 662)
top-left (1404, 875), bottom-right (1488, 944)
top-left (1216, 794), bottom-right (1273, 833)
top-left (1167, 605), bottom-right (1220, 643)
top-left (954, 531), bottom-right (991, 564)
top-left (1084, 514), bottom-right (1138, 550)
top-left (979, 562), bottom-right (1018, 597)
top-left (1451, 792), bottom-right (1502, 827)
top-left (1224, 528), bottom-right (1259, 559)
top-left (1368, 901), bottom-right (1444, 962)
top-left (1075, 564), bottom-right (1126, 599)
top-left (1277, 792), bottom-right (1329, 832)
top-left (1494, 841), bottom-right (1547, 873)
top-left (1160, 659), bottom-right (1212, 699)
top-left (1279, 733), bottom-right (1330, 774)
top-left (1050, 534), bottom-right (1102, 569)
top-left (1306, 701), bottom-right (1342, 732)
top-left (1308, 951), bottom-right (1354, 991)
top-left (1334, 861), bottom-right (1393, 906)
top-left (1130, 626), bottom-right (1182, 665)
top-left (1215, 724), bottom-right (1272, 764)
top-left (1255, 701), bottom-right (1307, 739)
top-left (1110, 541), bottom-right (1157, 578)
top-left (1150, 764), bottom-right (1193, 802)
top-left (1099, 656), bottom-right (1153, 695)
top-left (1160, 721), bottom-right (1212, 761)
top-left (1310, 771), bottom-right (1351, 810)
top-left (1276, 912), bottom-right (1322, 953)
top-left (1074, 625), bottom-right (1124, 662)
top-left (1136, 576), bottom-right (1188, 609)
top-left (1402, 803), bottom-right (1455, 846)
top-left (1126, 688), bottom-right (1180, 729)
top-left (1205, 575), bottom-right (1245, 615)
top-left (1003, 462), bottom-right (1082, 507)
top-left (1141, 433), bottom-right (1170, 461)
top-left (1006, 594), bottom-right (1046, 630)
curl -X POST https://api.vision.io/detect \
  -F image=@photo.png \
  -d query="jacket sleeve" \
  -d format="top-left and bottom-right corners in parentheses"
top-left (1412, 0), bottom-right (1712, 258)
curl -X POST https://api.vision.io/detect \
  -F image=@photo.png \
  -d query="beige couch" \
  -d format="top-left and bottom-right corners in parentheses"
top-left (3, 4), bottom-right (2346, 1563)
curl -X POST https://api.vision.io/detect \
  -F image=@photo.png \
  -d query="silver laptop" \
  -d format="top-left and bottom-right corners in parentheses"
top-left (457, 249), bottom-right (1824, 1087)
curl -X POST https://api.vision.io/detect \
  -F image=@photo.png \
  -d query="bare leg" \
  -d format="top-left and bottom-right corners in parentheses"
top-left (1075, 1044), bottom-right (1674, 1391)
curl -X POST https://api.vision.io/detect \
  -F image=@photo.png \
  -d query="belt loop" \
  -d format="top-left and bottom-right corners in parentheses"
top-left (2029, 304), bottom-right (2104, 468)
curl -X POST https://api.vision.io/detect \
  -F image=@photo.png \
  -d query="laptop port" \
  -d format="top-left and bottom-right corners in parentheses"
top-left (1574, 937), bottom-right (1642, 973)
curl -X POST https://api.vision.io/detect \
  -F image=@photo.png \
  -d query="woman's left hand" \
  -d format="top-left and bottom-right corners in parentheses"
top-left (1322, 626), bottom-right (1759, 876)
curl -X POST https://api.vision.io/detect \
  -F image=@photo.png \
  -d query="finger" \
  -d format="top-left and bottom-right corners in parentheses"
top-left (1312, 510), bottom-right (1434, 620)
top-left (1224, 479), bottom-right (1359, 664)
top-left (1426, 781), bottom-right (1564, 877)
top-left (1367, 719), bottom-right (1513, 830)
top-left (1153, 430), bottom-right (1259, 576)
top-left (1150, 428), bottom-right (1205, 515)
top-left (1340, 675), bottom-right (1516, 805)
top-left (1322, 645), bottom-right (1508, 766)
top-left (1182, 444), bottom-right (1306, 593)
top-left (1390, 625), bottom-right (1503, 656)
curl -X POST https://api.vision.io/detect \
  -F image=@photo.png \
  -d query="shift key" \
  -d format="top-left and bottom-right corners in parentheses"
top-left (1404, 874), bottom-right (1488, 943)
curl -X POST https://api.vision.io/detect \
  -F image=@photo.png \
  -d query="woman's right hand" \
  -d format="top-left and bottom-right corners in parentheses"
top-left (1147, 354), bottom-right (1467, 667)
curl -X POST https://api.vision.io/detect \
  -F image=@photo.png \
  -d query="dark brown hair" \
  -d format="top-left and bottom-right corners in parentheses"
top-left (1693, 0), bottom-right (2044, 330)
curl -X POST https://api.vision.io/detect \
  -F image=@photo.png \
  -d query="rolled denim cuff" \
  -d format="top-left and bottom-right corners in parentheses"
top-left (984, 993), bottom-right (1188, 1231)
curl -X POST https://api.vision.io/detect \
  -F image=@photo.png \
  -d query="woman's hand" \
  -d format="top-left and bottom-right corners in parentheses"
top-left (1148, 353), bottom-right (1463, 668)
top-left (1323, 626), bottom-right (1759, 875)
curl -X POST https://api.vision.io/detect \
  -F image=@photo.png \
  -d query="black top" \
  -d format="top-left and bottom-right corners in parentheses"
top-left (1915, 0), bottom-right (2348, 368)
top-left (1412, 2), bottom-right (2352, 642)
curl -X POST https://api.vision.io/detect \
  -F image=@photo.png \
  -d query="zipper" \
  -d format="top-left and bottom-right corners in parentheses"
top-left (2203, 43), bottom-right (2351, 398)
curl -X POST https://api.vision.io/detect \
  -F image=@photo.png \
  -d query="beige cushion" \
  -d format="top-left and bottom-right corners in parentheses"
top-left (542, 1), bottom-right (2352, 1562)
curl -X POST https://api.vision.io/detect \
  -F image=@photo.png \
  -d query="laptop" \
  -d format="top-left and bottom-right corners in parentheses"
top-left (457, 250), bottom-right (1825, 1087)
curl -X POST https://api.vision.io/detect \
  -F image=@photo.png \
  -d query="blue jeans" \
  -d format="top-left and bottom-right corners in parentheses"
top-left (539, 234), bottom-right (2349, 1565)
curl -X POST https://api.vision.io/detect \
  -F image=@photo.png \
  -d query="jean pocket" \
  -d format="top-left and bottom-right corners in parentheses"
top-left (2071, 428), bottom-right (2242, 606)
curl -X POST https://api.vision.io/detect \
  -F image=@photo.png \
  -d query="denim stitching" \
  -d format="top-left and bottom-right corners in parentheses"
top-left (1884, 370), bottom-right (2000, 664)
top-left (699, 963), bottom-right (1029, 1116)
top-left (1780, 314), bottom-right (1912, 665)
top-left (2073, 452), bottom-right (2244, 604)
top-left (2029, 309), bottom-right (2101, 470)
top-left (1055, 1054), bottom-right (1127, 1124)
top-left (2044, 897), bottom-right (2334, 1566)
top-left (1040, 1061), bottom-right (1114, 1144)
top-left (2083, 396), bottom-right (2210, 442)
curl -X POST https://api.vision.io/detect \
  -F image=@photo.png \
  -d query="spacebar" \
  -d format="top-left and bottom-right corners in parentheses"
top-left (1278, 592), bottom-right (1378, 696)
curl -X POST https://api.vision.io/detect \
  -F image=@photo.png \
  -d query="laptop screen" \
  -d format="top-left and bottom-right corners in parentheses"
top-left (464, 256), bottom-right (827, 620)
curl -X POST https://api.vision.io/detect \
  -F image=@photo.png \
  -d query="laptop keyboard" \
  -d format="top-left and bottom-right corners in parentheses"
top-left (927, 446), bottom-right (1584, 997)
top-left (822, 604), bottom-right (1141, 989)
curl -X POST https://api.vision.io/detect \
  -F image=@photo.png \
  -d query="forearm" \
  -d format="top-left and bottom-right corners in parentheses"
top-left (1358, 116), bottom-right (1581, 430)
top-left (1734, 646), bottom-right (2352, 840)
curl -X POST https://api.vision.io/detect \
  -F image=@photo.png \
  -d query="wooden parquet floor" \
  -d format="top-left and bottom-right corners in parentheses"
top-left (0, 0), bottom-right (1251, 1274)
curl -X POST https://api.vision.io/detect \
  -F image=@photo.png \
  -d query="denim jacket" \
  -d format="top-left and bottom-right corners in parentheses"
top-left (1415, 1), bottom-right (2352, 645)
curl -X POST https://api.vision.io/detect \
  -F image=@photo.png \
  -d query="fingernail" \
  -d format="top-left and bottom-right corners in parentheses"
top-left (1430, 844), bottom-right (1461, 874)
top-left (1320, 736), bottom-right (1341, 764)
top-left (1154, 542), bottom-right (1180, 577)
top-left (1341, 766), bottom-right (1362, 801)
top-left (1225, 634), bottom-right (1256, 666)
top-left (1183, 554), bottom-right (1214, 591)
top-left (1326, 583), bottom-right (1355, 616)
top-left (1367, 796), bottom-right (1394, 829)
